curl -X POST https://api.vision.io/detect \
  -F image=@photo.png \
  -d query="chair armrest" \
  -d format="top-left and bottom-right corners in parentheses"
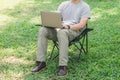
top-left (35, 24), bottom-right (42, 26)
top-left (86, 28), bottom-right (94, 32)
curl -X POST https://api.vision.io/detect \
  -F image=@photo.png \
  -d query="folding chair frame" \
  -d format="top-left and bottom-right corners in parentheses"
top-left (48, 24), bottom-right (93, 60)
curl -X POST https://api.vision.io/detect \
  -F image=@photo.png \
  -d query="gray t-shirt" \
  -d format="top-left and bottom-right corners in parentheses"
top-left (57, 0), bottom-right (91, 25)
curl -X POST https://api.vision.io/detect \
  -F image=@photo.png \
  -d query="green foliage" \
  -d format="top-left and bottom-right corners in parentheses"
top-left (0, 0), bottom-right (120, 80)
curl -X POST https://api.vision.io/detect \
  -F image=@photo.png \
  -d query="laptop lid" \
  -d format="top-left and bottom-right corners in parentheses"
top-left (41, 11), bottom-right (62, 28)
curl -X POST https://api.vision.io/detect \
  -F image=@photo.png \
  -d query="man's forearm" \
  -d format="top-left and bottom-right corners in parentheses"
top-left (62, 18), bottom-right (89, 30)
top-left (70, 18), bottom-right (88, 30)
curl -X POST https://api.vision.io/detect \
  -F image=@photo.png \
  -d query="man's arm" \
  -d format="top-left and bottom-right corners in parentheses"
top-left (62, 17), bottom-right (89, 30)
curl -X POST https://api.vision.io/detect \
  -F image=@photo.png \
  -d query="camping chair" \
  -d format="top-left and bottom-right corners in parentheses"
top-left (35, 24), bottom-right (93, 60)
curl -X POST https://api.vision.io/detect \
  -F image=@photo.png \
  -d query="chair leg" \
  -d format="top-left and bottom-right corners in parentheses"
top-left (86, 31), bottom-right (88, 54)
top-left (80, 31), bottom-right (88, 54)
top-left (79, 36), bottom-right (86, 54)
top-left (49, 44), bottom-right (56, 60)
top-left (49, 41), bottom-right (59, 60)
top-left (74, 43), bottom-right (82, 59)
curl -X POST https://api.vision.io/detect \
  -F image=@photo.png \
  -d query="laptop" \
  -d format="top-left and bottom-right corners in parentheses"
top-left (41, 11), bottom-right (62, 28)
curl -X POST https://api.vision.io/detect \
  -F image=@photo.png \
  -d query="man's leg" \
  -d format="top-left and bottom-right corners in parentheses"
top-left (57, 29), bottom-right (80, 76)
top-left (36, 27), bottom-right (57, 61)
top-left (32, 27), bottom-right (57, 72)
top-left (57, 29), bottom-right (69, 66)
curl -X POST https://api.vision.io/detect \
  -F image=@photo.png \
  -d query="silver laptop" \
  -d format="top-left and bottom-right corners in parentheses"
top-left (41, 11), bottom-right (62, 28)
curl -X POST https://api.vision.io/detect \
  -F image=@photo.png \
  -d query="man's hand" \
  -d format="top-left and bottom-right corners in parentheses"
top-left (62, 23), bottom-right (69, 29)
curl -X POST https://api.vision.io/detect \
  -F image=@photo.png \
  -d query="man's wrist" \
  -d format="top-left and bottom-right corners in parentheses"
top-left (67, 25), bottom-right (70, 29)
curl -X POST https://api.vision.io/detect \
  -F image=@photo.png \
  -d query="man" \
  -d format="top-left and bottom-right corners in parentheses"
top-left (32, 0), bottom-right (90, 76)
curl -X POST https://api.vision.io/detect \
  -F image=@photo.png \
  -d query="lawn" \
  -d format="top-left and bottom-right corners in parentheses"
top-left (0, 0), bottom-right (120, 80)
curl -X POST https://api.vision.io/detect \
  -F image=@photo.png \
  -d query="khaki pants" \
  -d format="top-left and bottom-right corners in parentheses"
top-left (36, 27), bottom-right (80, 66)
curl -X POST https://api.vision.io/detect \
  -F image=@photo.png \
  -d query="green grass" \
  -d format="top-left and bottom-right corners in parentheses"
top-left (0, 0), bottom-right (120, 80)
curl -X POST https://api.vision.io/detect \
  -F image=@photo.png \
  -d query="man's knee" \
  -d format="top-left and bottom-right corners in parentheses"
top-left (57, 29), bottom-right (68, 38)
top-left (39, 27), bottom-right (48, 36)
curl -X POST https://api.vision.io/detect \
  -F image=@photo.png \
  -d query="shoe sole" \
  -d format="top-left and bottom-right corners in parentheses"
top-left (31, 66), bottom-right (46, 73)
